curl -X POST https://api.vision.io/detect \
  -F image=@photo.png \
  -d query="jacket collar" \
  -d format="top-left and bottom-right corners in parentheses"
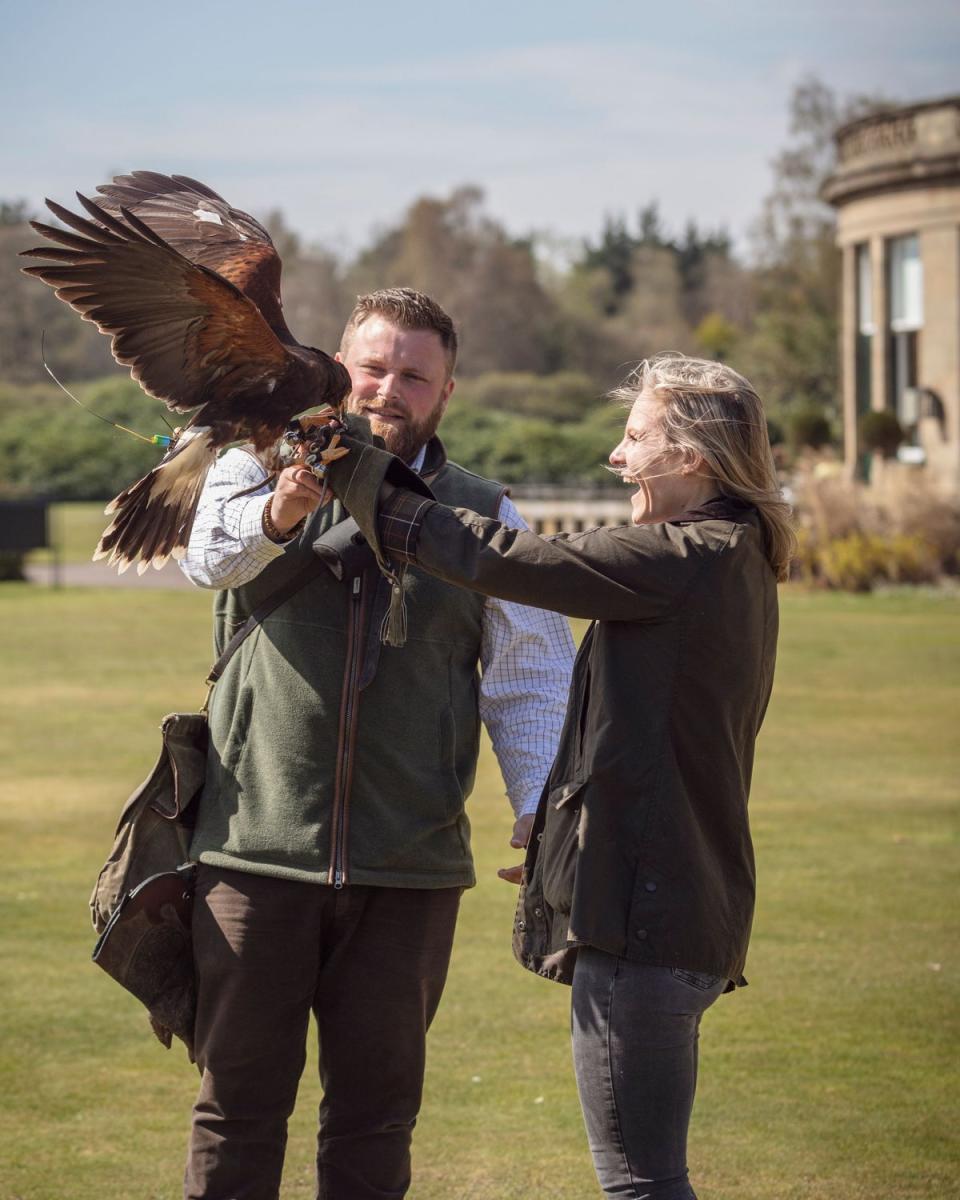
top-left (671, 494), bottom-right (756, 525)
top-left (418, 436), bottom-right (448, 481)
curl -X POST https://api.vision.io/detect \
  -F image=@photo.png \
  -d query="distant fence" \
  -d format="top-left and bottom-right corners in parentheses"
top-left (507, 486), bottom-right (627, 534)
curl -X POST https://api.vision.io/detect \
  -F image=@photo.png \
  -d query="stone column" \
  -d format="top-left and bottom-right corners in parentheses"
top-left (919, 224), bottom-right (960, 484)
top-left (841, 243), bottom-right (858, 477)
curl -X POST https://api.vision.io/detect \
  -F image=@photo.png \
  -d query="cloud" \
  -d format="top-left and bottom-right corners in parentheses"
top-left (8, 24), bottom-right (958, 253)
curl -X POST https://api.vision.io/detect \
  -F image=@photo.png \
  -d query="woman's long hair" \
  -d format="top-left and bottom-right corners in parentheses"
top-left (611, 353), bottom-right (796, 581)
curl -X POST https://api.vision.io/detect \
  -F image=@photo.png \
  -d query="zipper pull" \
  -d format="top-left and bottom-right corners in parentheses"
top-left (333, 869), bottom-right (344, 890)
top-left (352, 575), bottom-right (361, 599)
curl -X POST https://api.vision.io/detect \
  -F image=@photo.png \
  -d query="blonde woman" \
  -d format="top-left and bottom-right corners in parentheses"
top-left (321, 353), bottom-right (794, 1198)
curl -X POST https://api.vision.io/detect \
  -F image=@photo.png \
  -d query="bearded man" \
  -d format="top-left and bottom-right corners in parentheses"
top-left (178, 288), bottom-right (575, 1200)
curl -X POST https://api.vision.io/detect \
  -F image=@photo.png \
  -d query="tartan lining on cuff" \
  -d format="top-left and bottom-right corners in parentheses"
top-left (379, 489), bottom-right (435, 563)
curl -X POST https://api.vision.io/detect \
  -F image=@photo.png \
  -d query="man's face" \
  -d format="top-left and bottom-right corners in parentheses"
top-left (338, 316), bottom-right (455, 463)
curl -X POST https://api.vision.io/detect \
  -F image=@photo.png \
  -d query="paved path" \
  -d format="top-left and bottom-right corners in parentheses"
top-left (25, 560), bottom-right (195, 589)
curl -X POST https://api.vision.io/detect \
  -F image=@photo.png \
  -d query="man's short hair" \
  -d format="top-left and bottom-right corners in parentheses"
top-left (340, 288), bottom-right (458, 376)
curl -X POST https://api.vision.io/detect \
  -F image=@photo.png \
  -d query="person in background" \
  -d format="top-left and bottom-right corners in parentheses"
top-left (322, 351), bottom-right (794, 1199)
top-left (178, 288), bottom-right (575, 1200)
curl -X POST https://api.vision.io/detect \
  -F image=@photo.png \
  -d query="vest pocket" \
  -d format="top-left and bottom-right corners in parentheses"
top-left (437, 705), bottom-right (465, 817)
top-left (541, 780), bottom-right (587, 916)
top-left (208, 631), bottom-right (261, 780)
top-left (214, 683), bottom-right (255, 778)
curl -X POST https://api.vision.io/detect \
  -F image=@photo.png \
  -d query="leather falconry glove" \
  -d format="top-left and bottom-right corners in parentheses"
top-left (320, 430), bottom-right (434, 646)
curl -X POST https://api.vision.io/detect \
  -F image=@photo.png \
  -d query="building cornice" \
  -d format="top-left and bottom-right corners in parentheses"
top-left (822, 96), bottom-right (960, 207)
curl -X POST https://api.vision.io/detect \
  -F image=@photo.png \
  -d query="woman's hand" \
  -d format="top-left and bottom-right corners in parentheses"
top-left (497, 813), bottom-right (535, 885)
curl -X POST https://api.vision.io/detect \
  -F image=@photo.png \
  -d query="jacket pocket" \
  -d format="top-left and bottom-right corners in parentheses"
top-left (541, 780), bottom-right (587, 916)
top-left (671, 967), bottom-right (723, 991)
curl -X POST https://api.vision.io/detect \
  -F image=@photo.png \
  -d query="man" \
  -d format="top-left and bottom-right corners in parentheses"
top-left (178, 288), bottom-right (575, 1199)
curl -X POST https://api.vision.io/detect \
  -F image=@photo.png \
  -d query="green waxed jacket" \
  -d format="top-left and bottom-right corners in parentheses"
top-left (326, 439), bottom-right (779, 988)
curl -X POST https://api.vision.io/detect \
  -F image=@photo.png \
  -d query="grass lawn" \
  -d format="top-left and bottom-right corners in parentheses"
top-left (0, 584), bottom-right (957, 1199)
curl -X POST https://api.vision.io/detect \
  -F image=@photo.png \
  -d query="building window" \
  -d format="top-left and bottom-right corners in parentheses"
top-left (855, 243), bottom-right (873, 419)
top-left (887, 234), bottom-right (923, 440)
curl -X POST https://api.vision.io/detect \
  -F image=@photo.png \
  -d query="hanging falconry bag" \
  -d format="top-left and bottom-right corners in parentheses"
top-left (89, 556), bottom-right (329, 1058)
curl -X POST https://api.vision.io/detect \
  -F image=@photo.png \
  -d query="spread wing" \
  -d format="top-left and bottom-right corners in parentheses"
top-left (21, 193), bottom-right (292, 415)
top-left (93, 171), bottom-right (289, 335)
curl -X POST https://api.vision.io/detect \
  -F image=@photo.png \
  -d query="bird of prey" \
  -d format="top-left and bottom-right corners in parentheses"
top-left (21, 172), bottom-right (351, 573)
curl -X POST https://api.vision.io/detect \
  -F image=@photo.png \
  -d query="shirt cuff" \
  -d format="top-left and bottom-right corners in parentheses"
top-left (517, 794), bottom-right (543, 819)
top-left (239, 494), bottom-right (289, 564)
top-left (378, 489), bottom-right (436, 563)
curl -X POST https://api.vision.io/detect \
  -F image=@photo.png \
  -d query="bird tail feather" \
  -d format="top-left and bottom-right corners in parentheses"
top-left (93, 428), bottom-right (217, 573)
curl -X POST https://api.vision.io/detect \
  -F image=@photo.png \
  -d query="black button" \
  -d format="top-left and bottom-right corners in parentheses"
top-left (351, 532), bottom-right (366, 545)
top-left (534, 907), bottom-right (543, 918)
top-left (645, 881), bottom-right (657, 893)
top-left (635, 929), bottom-right (648, 940)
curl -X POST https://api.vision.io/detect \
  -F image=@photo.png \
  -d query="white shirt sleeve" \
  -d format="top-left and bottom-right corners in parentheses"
top-left (479, 495), bottom-right (576, 818)
top-left (178, 448), bottom-right (287, 590)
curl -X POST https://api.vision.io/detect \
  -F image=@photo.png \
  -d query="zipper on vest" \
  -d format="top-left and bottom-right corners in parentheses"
top-left (330, 573), bottom-right (364, 889)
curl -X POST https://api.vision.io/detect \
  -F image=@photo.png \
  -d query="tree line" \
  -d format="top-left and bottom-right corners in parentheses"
top-left (0, 79), bottom-right (886, 499)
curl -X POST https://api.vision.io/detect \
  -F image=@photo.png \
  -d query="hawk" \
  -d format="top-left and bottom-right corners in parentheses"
top-left (21, 171), bottom-right (350, 572)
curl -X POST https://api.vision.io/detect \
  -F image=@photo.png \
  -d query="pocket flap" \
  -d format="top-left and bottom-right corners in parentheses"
top-left (548, 780), bottom-right (587, 810)
top-left (151, 712), bottom-right (209, 819)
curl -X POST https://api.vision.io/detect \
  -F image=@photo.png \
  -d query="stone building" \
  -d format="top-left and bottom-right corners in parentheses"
top-left (822, 95), bottom-right (960, 491)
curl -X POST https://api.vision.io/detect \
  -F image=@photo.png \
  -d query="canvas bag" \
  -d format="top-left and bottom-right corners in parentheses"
top-left (90, 712), bottom-right (207, 1055)
top-left (88, 558), bottom-right (329, 1058)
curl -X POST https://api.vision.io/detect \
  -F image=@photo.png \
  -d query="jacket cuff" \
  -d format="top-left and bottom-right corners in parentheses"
top-left (323, 437), bottom-right (434, 568)
top-left (378, 489), bottom-right (436, 563)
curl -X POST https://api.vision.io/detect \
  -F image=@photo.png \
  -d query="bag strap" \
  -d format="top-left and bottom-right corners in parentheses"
top-left (200, 558), bottom-right (327, 711)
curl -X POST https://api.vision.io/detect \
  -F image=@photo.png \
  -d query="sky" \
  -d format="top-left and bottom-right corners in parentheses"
top-left (3, 0), bottom-right (958, 260)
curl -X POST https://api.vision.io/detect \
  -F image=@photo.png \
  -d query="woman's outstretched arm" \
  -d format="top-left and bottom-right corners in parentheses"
top-left (376, 486), bottom-right (712, 623)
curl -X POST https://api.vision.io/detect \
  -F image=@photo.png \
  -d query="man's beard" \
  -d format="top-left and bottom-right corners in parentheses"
top-left (347, 395), bottom-right (446, 464)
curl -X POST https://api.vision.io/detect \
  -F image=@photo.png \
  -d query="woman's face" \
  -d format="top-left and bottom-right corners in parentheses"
top-left (609, 394), bottom-right (710, 525)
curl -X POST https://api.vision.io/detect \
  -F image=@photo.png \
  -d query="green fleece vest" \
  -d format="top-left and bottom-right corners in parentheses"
top-left (190, 443), bottom-right (505, 889)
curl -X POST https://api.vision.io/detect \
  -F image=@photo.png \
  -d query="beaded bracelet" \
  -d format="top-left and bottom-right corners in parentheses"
top-left (262, 497), bottom-right (305, 544)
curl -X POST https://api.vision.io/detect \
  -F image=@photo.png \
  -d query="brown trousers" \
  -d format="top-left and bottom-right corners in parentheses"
top-left (184, 865), bottom-right (461, 1200)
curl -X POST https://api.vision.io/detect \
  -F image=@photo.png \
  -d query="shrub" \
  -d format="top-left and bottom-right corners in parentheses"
top-left (766, 415), bottom-right (786, 447)
top-left (441, 388), bottom-right (623, 486)
top-left (0, 376), bottom-right (168, 501)
top-left (790, 462), bottom-right (957, 590)
top-left (788, 405), bottom-right (833, 451)
top-left (451, 371), bottom-right (600, 423)
top-left (808, 533), bottom-right (939, 592)
top-left (859, 409), bottom-right (904, 459)
top-left (883, 534), bottom-right (941, 584)
top-left (694, 313), bottom-right (740, 362)
top-left (813, 533), bottom-right (886, 592)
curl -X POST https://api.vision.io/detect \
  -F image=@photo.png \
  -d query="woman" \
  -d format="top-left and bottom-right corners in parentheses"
top-left (322, 352), bottom-right (794, 1198)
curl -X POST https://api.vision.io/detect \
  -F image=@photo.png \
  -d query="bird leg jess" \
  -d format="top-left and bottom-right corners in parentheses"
top-left (281, 414), bottom-right (350, 507)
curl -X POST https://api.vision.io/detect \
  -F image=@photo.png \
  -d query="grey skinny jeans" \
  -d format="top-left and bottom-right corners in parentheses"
top-left (571, 946), bottom-right (726, 1199)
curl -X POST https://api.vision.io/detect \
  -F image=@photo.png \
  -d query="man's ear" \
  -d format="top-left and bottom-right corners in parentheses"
top-left (440, 377), bottom-right (455, 414)
top-left (334, 351), bottom-right (344, 364)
